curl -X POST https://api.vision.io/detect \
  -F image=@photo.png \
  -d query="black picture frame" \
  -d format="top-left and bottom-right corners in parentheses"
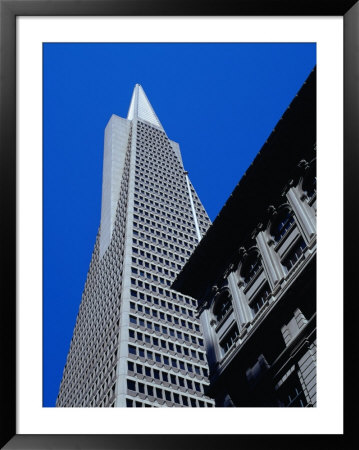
top-left (1, 0), bottom-right (357, 448)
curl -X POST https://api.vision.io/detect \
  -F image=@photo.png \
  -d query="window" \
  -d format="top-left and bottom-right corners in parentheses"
top-left (271, 210), bottom-right (295, 242)
top-left (220, 325), bottom-right (239, 355)
top-left (128, 345), bottom-right (136, 355)
top-left (277, 372), bottom-right (308, 407)
top-left (241, 252), bottom-right (262, 284)
top-left (147, 385), bottom-right (154, 396)
top-left (250, 282), bottom-right (271, 315)
top-left (282, 238), bottom-right (306, 272)
top-left (213, 290), bottom-right (232, 322)
top-left (156, 388), bottom-right (163, 399)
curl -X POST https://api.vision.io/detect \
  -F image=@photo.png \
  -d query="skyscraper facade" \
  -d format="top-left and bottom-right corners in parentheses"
top-left (56, 85), bottom-right (215, 408)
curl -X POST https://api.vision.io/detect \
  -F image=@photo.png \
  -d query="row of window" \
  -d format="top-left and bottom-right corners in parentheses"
top-left (134, 181), bottom-right (193, 213)
top-left (129, 328), bottom-right (204, 361)
top-left (134, 190), bottom-right (194, 221)
top-left (132, 237), bottom-right (192, 257)
top-left (128, 308), bottom-right (202, 337)
top-left (133, 223), bottom-right (195, 247)
top-left (126, 379), bottom-right (212, 407)
top-left (133, 213), bottom-right (196, 244)
top-left (131, 246), bottom-right (183, 271)
top-left (134, 197), bottom-right (197, 233)
top-left (133, 196), bottom-right (193, 225)
top-left (130, 259), bottom-right (196, 305)
top-left (135, 141), bottom-right (177, 160)
top-left (133, 206), bottom-right (196, 239)
top-left (128, 360), bottom-right (207, 387)
top-left (135, 138), bottom-right (180, 167)
top-left (128, 344), bottom-right (205, 368)
top-left (129, 284), bottom-right (195, 310)
top-left (134, 165), bottom-right (184, 188)
top-left (130, 281), bottom-right (196, 317)
top-left (132, 245), bottom-right (186, 269)
top-left (131, 264), bottom-right (176, 282)
top-left (133, 228), bottom-right (194, 250)
top-left (134, 172), bottom-right (186, 200)
top-left (132, 272), bottom-right (171, 288)
top-left (135, 148), bottom-right (182, 169)
top-left (130, 301), bottom-right (200, 336)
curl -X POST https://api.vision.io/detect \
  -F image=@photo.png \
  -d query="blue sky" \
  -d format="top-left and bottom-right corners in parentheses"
top-left (43, 43), bottom-right (316, 406)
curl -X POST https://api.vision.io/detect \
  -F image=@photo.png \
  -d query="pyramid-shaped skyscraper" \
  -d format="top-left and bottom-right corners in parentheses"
top-left (56, 85), bottom-right (215, 407)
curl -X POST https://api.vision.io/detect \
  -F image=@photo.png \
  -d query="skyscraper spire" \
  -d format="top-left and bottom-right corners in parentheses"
top-left (127, 84), bottom-right (163, 129)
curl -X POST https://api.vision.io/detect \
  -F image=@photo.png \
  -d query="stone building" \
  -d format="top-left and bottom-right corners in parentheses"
top-left (56, 85), bottom-right (215, 408)
top-left (173, 68), bottom-right (317, 407)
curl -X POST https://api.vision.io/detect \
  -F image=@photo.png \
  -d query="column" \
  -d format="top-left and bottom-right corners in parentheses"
top-left (286, 186), bottom-right (316, 246)
top-left (227, 272), bottom-right (252, 325)
top-left (199, 308), bottom-right (221, 370)
top-left (256, 231), bottom-right (286, 289)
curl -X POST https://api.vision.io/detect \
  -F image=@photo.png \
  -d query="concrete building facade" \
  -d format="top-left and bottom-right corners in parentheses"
top-left (173, 68), bottom-right (317, 407)
top-left (56, 85), bottom-right (215, 408)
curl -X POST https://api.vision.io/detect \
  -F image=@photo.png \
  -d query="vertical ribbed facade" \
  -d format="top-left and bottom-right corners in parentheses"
top-left (56, 85), bottom-right (215, 407)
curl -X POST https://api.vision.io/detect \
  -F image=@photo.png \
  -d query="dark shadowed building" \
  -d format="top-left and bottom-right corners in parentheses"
top-left (173, 68), bottom-right (316, 407)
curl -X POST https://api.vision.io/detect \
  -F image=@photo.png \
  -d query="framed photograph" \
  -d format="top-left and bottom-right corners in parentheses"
top-left (1, 0), bottom-right (357, 448)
